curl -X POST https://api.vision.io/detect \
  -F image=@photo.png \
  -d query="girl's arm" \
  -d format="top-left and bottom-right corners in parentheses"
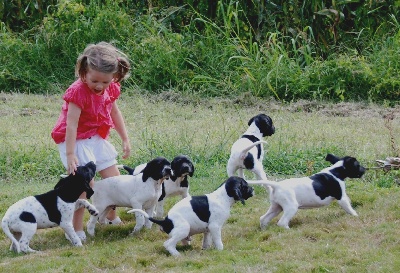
top-left (65, 102), bottom-right (81, 174)
top-left (111, 101), bottom-right (131, 159)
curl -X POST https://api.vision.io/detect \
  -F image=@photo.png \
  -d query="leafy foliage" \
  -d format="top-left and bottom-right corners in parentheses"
top-left (0, 1), bottom-right (399, 102)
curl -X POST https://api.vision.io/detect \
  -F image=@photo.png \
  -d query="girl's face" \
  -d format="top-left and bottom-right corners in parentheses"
top-left (84, 68), bottom-right (115, 95)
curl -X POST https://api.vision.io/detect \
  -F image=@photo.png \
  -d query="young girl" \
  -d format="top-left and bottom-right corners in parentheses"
top-left (51, 42), bottom-right (132, 241)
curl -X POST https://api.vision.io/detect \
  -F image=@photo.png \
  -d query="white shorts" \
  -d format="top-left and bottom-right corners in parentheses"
top-left (58, 134), bottom-right (118, 172)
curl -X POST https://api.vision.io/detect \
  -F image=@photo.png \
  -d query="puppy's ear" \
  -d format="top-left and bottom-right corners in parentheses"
top-left (232, 186), bottom-right (245, 205)
top-left (225, 177), bottom-right (246, 205)
top-left (236, 188), bottom-right (246, 205)
top-left (86, 186), bottom-right (94, 199)
top-left (189, 162), bottom-right (195, 177)
top-left (325, 154), bottom-right (340, 164)
top-left (142, 157), bottom-right (171, 181)
top-left (123, 165), bottom-right (135, 175)
top-left (54, 176), bottom-right (70, 190)
top-left (248, 116), bottom-right (255, 126)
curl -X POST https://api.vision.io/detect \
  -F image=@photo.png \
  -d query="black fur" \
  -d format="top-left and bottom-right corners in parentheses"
top-left (170, 155), bottom-right (195, 179)
top-left (122, 165), bottom-right (135, 175)
top-left (20, 212), bottom-right (36, 223)
top-left (241, 134), bottom-right (262, 159)
top-left (149, 216), bottom-right (174, 234)
top-left (141, 157), bottom-right (172, 182)
top-left (243, 153), bottom-right (255, 169)
top-left (158, 186), bottom-right (167, 202)
top-left (248, 114), bottom-right (275, 137)
top-left (326, 154), bottom-right (366, 179)
top-left (158, 155), bottom-right (194, 202)
top-left (224, 176), bottom-right (254, 205)
top-left (311, 154), bottom-right (366, 201)
top-left (311, 173), bottom-right (342, 200)
top-left (190, 196), bottom-right (211, 223)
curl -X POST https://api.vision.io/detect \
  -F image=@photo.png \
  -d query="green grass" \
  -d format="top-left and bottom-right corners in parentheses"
top-left (1, 92), bottom-right (400, 272)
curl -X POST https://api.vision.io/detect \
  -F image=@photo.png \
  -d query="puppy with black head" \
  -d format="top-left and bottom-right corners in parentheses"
top-left (227, 114), bottom-right (275, 181)
top-left (86, 157), bottom-right (172, 236)
top-left (247, 154), bottom-right (366, 229)
top-left (1, 162), bottom-right (97, 253)
top-left (119, 155), bottom-right (195, 218)
top-left (129, 176), bottom-right (254, 256)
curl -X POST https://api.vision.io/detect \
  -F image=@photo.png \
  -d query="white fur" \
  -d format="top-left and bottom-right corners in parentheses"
top-left (118, 155), bottom-right (195, 218)
top-left (87, 157), bottom-right (172, 236)
top-left (1, 162), bottom-right (97, 253)
top-left (227, 114), bottom-right (275, 181)
top-left (155, 176), bottom-right (190, 218)
top-left (248, 155), bottom-right (365, 229)
top-left (128, 176), bottom-right (254, 256)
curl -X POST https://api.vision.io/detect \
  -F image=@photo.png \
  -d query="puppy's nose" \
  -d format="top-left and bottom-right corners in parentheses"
top-left (182, 165), bottom-right (191, 173)
top-left (164, 167), bottom-right (173, 177)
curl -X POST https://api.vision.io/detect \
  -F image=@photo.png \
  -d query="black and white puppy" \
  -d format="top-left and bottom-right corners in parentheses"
top-left (128, 176), bottom-right (254, 256)
top-left (247, 154), bottom-right (366, 229)
top-left (227, 114), bottom-right (275, 181)
top-left (86, 157), bottom-right (172, 236)
top-left (119, 155), bottom-right (195, 218)
top-left (1, 162), bottom-right (97, 253)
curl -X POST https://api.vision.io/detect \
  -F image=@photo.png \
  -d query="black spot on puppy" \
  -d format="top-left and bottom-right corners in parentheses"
top-left (243, 153), bottom-right (255, 169)
top-left (190, 196), bottom-right (211, 223)
top-left (311, 173), bottom-right (342, 200)
top-left (20, 212), bottom-right (36, 223)
top-left (160, 216), bottom-right (174, 234)
top-left (241, 134), bottom-right (262, 159)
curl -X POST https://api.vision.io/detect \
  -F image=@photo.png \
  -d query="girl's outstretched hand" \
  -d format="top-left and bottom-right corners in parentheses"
top-left (122, 139), bottom-right (131, 159)
top-left (66, 153), bottom-right (79, 175)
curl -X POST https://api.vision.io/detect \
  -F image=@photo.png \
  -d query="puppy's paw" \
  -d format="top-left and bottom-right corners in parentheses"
top-left (86, 226), bottom-right (95, 237)
top-left (129, 230), bottom-right (139, 237)
top-left (89, 209), bottom-right (99, 216)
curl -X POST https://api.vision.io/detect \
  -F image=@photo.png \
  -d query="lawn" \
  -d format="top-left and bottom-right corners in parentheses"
top-left (0, 92), bottom-right (399, 272)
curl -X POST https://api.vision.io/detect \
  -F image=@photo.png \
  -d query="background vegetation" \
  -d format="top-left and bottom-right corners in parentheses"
top-left (1, 0), bottom-right (400, 102)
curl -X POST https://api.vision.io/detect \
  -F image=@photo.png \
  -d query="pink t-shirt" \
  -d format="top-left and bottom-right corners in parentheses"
top-left (51, 79), bottom-right (121, 144)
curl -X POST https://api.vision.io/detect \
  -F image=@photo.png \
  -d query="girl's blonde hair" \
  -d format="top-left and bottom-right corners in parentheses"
top-left (75, 42), bottom-right (130, 83)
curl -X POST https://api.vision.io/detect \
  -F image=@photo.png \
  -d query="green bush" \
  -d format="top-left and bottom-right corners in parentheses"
top-left (0, 1), bottom-right (399, 102)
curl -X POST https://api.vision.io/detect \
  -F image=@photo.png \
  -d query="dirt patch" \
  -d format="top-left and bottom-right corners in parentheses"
top-left (151, 90), bottom-right (400, 119)
top-left (286, 100), bottom-right (396, 119)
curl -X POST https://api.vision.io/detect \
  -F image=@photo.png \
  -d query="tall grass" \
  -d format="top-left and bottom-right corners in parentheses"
top-left (1, 2), bottom-right (400, 102)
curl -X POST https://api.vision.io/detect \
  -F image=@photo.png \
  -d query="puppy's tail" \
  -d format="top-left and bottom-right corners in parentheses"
top-left (117, 165), bottom-right (135, 175)
top-left (1, 218), bottom-right (20, 253)
top-left (239, 141), bottom-right (269, 160)
top-left (127, 208), bottom-right (150, 218)
top-left (246, 179), bottom-right (280, 188)
top-left (127, 209), bottom-right (172, 234)
top-left (117, 163), bottom-right (148, 176)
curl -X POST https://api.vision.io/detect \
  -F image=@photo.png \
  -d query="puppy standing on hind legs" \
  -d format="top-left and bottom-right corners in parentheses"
top-left (227, 114), bottom-right (275, 182)
top-left (1, 162), bottom-right (97, 253)
top-left (247, 154), bottom-right (366, 229)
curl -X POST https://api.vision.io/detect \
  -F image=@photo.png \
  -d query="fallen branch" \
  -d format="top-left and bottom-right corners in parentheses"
top-left (367, 157), bottom-right (400, 172)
